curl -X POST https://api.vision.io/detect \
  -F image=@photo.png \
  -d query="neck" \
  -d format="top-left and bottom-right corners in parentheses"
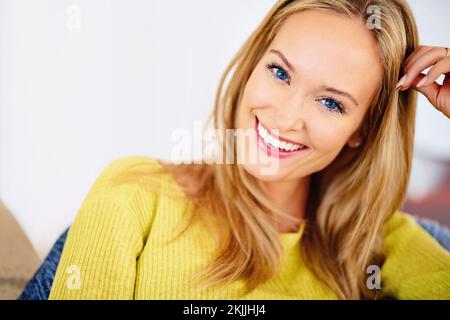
top-left (258, 175), bottom-right (310, 232)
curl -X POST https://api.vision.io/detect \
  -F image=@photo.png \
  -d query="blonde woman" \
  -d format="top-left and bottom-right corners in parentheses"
top-left (49, 0), bottom-right (450, 300)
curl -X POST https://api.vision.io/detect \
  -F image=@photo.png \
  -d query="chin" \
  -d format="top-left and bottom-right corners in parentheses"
top-left (241, 163), bottom-right (279, 182)
top-left (239, 161), bottom-right (302, 183)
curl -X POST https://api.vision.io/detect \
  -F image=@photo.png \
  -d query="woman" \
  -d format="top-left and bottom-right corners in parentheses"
top-left (49, 0), bottom-right (450, 299)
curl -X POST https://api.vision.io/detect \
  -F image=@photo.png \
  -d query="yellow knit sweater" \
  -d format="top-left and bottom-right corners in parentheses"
top-left (49, 156), bottom-right (450, 299)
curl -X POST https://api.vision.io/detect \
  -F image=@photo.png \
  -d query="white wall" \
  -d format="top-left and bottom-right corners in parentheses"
top-left (0, 0), bottom-right (449, 258)
top-left (0, 0), bottom-right (275, 258)
top-left (406, 0), bottom-right (450, 199)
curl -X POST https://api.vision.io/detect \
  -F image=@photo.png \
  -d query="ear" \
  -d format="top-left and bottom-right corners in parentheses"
top-left (346, 130), bottom-right (362, 148)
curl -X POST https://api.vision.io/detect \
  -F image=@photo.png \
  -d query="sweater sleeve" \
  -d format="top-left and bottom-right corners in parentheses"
top-left (49, 156), bottom-right (160, 299)
top-left (381, 210), bottom-right (450, 299)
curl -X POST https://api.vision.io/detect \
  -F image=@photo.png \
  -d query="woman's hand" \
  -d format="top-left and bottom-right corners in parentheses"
top-left (396, 46), bottom-right (450, 119)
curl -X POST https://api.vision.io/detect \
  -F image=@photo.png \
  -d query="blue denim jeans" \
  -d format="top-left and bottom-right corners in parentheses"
top-left (18, 219), bottom-right (450, 300)
top-left (18, 228), bottom-right (69, 300)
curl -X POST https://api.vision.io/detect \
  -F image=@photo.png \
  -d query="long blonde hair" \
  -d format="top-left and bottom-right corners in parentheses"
top-left (114, 0), bottom-right (418, 299)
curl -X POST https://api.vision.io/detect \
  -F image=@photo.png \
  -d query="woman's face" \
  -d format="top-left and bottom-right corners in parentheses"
top-left (236, 9), bottom-right (383, 181)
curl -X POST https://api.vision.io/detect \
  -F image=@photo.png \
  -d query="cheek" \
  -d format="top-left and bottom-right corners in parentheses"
top-left (308, 121), bottom-right (351, 153)
top-left (241, 67), bottom-right (280, 110)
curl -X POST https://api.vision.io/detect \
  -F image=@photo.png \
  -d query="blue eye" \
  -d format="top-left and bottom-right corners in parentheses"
top-left (266, 63), bottom-right (290, 83)
top-left (317, 97), bottom-right (346, 115)
top-left (265, 62), bottom-right (346, 115)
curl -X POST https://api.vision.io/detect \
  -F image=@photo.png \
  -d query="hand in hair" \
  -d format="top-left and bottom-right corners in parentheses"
top-left (396, 45), bottom-right (450, 119)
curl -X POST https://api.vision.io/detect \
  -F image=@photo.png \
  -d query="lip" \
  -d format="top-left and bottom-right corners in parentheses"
top-left (256, 116), bottom-right (308, 147)
top-left (254, 115), bottom-right (310, 159)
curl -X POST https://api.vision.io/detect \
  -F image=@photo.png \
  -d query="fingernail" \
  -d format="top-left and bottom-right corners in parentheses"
top-left (396, 74), bottom-right (408, 89)
top-left (416, 76), bottom-right (429, 88)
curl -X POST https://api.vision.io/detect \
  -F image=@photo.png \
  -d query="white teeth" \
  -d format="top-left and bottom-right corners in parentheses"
top-left (257, 120), bottom-right (305, 151)
top-left (272, 138), bottom-right (280, 148)
top-left (261, 129), bottom-right (268, 139)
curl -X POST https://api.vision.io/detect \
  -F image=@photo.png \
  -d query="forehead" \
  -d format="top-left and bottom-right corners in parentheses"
top-left (269, 9), bottom-right (383, 103)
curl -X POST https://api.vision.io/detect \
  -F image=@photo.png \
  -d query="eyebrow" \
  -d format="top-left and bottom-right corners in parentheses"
top-left (321, 86), bottom-right (360, 107)
top-left (269, 49), bottom-right (359, 107)
top-left (269, 49), bottom-right (297, 73)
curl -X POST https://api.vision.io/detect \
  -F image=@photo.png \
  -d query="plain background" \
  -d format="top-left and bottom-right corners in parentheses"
top-left (1, 0), bottom-right (449, 258)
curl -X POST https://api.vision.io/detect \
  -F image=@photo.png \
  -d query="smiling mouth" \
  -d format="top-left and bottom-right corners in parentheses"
top-left (255, 116), bottom-right (309, 152)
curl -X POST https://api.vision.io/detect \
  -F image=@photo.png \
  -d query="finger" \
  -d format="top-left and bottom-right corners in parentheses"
top-left (404, 45), bottom-right (433, 69)
top-left (444, 72), bottom-right (450, 86)
top-left (414, 74), bottom-right (439, 105)
top-left (404, 47), bottom-right (447, 77)
top-left (398, 47), bottom-right (447, 89)
top-left (415, 74), bottom-right (450, 118)
top-left (414, 73), bottom-right (450, 118)
top-left (416, 57), bottom-right (450, 88)
top-left (403, 45), bottom-right (430, 66)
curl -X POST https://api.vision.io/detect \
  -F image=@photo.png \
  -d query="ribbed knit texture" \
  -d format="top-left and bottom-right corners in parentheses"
top-left (49, 156), bottom-right (450, 299)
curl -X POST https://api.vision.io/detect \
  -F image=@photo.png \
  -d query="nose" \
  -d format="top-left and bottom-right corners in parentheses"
top-left (272, 96), bottom-right (307, 132)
